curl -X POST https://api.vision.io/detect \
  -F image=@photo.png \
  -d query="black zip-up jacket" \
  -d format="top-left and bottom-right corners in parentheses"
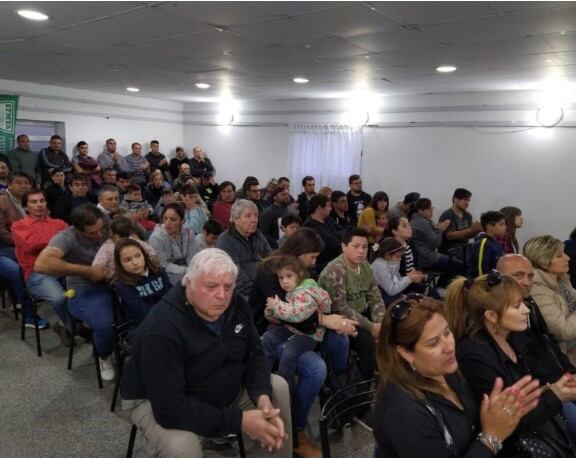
top-left (510, 296), bottom-right (575, 384)
top-left (457, 329), bottom-right (572, 457)
top-left (120, 284), bottom-right (272, 438)
top-left (374, 373), bottom-right (493, 457)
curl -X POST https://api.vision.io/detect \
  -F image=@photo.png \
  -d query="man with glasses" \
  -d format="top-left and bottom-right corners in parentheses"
top-left (346, 174), bottom-right (371, 226)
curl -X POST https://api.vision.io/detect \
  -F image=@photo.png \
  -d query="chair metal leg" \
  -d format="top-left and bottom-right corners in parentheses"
top-left (93, 349), bottom-right (103, 390)
top-left (34, 312), bottom-right (42, 357)
top-left (236, 432), bottom-right (246, 458)
top-left (67, 320), bottom-right (76, 370)
top-left (319, 417), bottom-right (331, 458)
top-left (20, 302), bottom-right (26, 341)
top-left (126, 424), bottom-right (137, 458)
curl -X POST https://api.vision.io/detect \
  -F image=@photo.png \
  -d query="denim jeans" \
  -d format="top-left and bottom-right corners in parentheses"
top-left (68, 285), bottom-right (113, 358)
top-left (0, 247), bottom-right (24, 305)
top-left (275, 330), bottom-right (349, 432)
top-left (262, 327), bottom-right (318, 395)
top-left (563, 401), bottom-right (576, 443)
top-left (26, 272), bottom-right (68, 325)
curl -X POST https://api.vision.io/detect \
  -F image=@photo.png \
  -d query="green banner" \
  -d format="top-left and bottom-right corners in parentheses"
top-left (0, 95), bottom-right (19, 154)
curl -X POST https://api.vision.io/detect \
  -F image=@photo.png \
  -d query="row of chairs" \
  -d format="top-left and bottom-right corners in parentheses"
top-left (3, 281), bottom-right (376, 457)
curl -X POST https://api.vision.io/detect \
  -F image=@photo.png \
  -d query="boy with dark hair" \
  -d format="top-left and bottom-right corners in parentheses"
top-left (278, 214), bottom-right (302, 247)
top-left (195, 219), bottom-right (224, 250)
top-left (467, 210), bottom-right (507, 278)
top-left (439, 187), bottom-right (482, 258)
top-left (120, 183), bottom-right (156, 231)
top-left (318, 226), bottom-right (385, 380)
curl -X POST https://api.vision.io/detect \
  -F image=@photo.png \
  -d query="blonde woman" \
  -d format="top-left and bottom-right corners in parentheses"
top-left (524, 235), bottom-right (576, 363)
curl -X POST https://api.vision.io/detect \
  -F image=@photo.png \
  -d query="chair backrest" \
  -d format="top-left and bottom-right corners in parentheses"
top-left (319, 378), bottom-right (376, 458)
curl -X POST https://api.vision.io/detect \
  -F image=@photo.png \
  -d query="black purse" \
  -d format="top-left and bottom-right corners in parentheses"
top-left (515, 415), bottom-right (576, 458)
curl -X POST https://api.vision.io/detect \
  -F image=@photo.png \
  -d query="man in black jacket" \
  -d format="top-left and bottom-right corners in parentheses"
top-left (121, 248), bottom-right (291, 457)
top-left (498, 254), bottom-right (576, 438)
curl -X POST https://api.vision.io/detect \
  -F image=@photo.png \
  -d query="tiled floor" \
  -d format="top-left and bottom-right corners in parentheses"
top-left (0, 303), bottom-right (375, 457)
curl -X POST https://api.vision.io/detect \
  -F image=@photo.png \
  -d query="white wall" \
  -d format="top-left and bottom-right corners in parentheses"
top-left (2, 77), bottom-right (574, 243)
top-left (182, 125), bottom-right (289, 185)
top-left (183, 93), bottom-right (576, 244)
top-left (361, 126), bottom-right (576, 246)
top-left (0, 79), bottom-right (183, 157)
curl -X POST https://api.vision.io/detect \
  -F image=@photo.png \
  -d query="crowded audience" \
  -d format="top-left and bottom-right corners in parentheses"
top-left (2, 134), bottom-right (576, 458)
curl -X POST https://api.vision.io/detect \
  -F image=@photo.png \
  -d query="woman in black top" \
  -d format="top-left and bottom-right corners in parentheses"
top-left (374, 295), bottom-right (537, 457)
top-left (446, 273), bottom-right (576, 456)
top-left (249, 227), bottom-right (359, 456)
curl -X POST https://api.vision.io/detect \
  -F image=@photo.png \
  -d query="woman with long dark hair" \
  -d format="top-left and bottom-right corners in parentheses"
top-left (250, 227), bottom-right (358, 457)
top-left (498, 206), bottom-right (523, 254)
top-left (358, 190), bottom-right (389, 244)
top-left (211, 180), bottom-right (236, 229)
top-left (374, 294), bottom-right (537, 457)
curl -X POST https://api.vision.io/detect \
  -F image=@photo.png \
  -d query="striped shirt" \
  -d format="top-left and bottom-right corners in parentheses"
top-left (404, 243), bottom-right (415, 273)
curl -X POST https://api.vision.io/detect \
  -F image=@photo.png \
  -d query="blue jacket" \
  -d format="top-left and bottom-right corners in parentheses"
top-left (467, 232), bottom-right (503, 278)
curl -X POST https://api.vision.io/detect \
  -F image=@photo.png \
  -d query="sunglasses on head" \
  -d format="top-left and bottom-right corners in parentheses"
top-left (464, 270), bottom-right (504, 291)
top-left (390, 293), bottom-right (424, 322)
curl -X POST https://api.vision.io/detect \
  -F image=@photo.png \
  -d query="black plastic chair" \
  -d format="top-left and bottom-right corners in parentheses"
top-left (67, 316), bottom-right (103, 389)
top-left (110, 320), bottom-right (132, 412)
top-left (0, 277), bottom-right (19, 321)
top-left (125, 424), bottom-right (246, 458)
top-left (319, 378), bottom-right (376, 458)
top-left (20, 292), bottom-right (44, 357)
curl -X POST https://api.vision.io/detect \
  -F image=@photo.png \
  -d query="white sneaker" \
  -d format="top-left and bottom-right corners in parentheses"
top-left (99, 356), bottom-right (115, 381)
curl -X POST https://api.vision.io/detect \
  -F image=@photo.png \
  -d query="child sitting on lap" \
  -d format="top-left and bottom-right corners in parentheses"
top-left (262, 255), bottom-right (332, 392)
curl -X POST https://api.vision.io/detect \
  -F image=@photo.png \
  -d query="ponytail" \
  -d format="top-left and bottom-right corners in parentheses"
top-left (444, 277), bottom-right (471, 342)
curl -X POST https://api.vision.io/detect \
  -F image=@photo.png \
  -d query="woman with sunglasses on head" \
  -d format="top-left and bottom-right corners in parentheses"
top-left (375, 294), bottom-right (538, 457)
top-left (446, 272), bottom-right (576, 456)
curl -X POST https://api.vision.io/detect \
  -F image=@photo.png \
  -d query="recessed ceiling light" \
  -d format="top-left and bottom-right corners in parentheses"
top-left (293, 77), bottom-right (309, 84)
top-left (436, 65), bottom-right (457, 73)
top-left (195, 83), bottom-right (211, 89)
top-left (17, 9), bottom-right (49, 20)
top-left (126, 87), bottom-right (140, 92)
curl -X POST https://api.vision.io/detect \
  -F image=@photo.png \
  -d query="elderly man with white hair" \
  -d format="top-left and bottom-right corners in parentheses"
top-left (121, 248), bottom-right (291, 457)
top-left (216, 199), bottom-right (271, 300)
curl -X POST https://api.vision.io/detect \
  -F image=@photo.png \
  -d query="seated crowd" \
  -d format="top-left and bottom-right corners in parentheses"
top-left (2, 134), bottom-right (576, 457)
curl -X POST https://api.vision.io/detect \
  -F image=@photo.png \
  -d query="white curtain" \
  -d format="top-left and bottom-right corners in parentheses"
top-left (287, 123), bottom-right (362, 192)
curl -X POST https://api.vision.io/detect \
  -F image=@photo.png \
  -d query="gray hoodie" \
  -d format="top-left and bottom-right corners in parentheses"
top-left (148, 224), bottom-right (199, 285)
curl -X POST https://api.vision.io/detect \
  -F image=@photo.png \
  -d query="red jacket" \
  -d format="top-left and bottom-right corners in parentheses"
top-left (12, 215), bottom-right (68, 280)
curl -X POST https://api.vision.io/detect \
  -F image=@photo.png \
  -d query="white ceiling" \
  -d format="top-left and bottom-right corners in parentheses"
top-left (0, 1), bottom-right (575, 102)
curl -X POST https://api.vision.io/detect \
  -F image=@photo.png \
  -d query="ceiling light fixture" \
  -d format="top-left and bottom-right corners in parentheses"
top-left (293, 77), bottom-right (309, 84)
top-left (17, 9), bottom-right (49, 20)
top-left (436, 65), bottom-right (457, 73)
top-left (126, 87), bottom-right (140, 92)
top-left (195, 83), bottom-right (211, 89)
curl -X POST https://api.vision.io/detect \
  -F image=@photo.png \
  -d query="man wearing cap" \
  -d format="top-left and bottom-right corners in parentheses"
top-left (388, 192), bottom-right (420, 221)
